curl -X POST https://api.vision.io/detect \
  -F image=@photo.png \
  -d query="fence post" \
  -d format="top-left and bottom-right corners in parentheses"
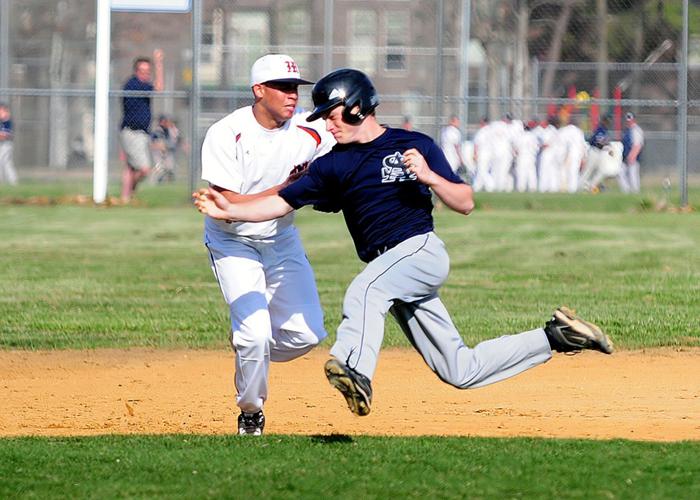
top-left (188, 0), bottom-right (202, 197)
top-left (677, 0), bottom-right (688, 208)
top-left (434, 0), bottom-right (445, 139)
top-left (92, 0), bottom-right (111, 204)
top-left (613, 85), bottom-right (622, 140)
top-left (590, 88), bottom-right (600, 130)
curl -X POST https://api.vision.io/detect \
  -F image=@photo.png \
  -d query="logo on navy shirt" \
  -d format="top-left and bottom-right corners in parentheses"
top-left (381, 152), bottom-right (416, 183)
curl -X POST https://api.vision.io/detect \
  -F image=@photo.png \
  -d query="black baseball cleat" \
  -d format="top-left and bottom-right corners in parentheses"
top-left (544, 306), bottom-right (614, 354)
top-left (324, 358), bottom-right (373, 416)
top-left (238, 410), bottom-right (265, 436)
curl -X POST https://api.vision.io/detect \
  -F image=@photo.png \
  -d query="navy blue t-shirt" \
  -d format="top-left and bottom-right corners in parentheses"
top-left (279, 127), bottom-right (464, 262)
top-left (0, 119), bottom-right (13, 138)
top-left (121, 76), bottom-right (154, 132)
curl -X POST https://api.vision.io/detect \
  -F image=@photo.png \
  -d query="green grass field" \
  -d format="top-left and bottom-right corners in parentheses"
top-left (1, 182), bottom-right (699, 498)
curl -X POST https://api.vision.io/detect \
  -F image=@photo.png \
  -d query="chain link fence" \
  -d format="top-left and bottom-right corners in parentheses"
top-left (0, 0), bottom-right (697, 204)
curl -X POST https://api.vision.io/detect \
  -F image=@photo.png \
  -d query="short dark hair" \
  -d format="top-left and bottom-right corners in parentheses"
top-left (133, 57), bottom-right (152, 72)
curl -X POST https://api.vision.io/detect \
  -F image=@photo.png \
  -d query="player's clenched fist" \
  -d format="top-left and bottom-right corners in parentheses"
top-left (402, 148), bottom-right (438, 186)
top-left (192, 187), bottom-right (234, 220)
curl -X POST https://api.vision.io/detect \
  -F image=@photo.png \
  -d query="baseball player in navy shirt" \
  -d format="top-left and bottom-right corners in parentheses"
top-left (195, 69), bottom-right (613, 418)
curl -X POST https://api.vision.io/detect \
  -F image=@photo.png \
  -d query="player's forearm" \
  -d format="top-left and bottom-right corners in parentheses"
top-left (226, 195), bottom-right (294, 222)
top-left (431, 178), bottom-right (474, 215)
top-left (213, 185), bottom-right (283, 203)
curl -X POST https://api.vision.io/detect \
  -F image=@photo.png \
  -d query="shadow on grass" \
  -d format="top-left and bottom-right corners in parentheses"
top-left (310, 434), bottom-right (354, 444)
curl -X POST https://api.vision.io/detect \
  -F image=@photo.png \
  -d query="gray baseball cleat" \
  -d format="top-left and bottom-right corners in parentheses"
top-left (545, 306), bottom-right (614, 354)
top-left (324, 358), bottom-right (373, 416)
top-left (238, 410), bottom-right (265, 436)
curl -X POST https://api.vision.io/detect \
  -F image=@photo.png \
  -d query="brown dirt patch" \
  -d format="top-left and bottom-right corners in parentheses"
top-left (1, 348), bottom-right (699, 441)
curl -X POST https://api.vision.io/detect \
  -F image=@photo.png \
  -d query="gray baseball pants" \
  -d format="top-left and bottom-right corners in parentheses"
top-left (330, 231), bottom-right (552, 388)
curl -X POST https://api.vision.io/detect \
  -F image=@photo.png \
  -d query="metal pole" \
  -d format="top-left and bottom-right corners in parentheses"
top-left (532, 57), bottom-right (539, 119)
top-left (459, 0), bottom-right (471, 130)
top-left (0, 0), bottom-right (9, 93)
top-left (677, 0), bottom-right (688, 208)
top-left (323, 0), bottom-right (334, 75)
top-left (189, 0), bottom-right (202, 196)
top-left (434, 0), bottom-right (445, 140)
top-left (92, 0), bottom-right (111, 204)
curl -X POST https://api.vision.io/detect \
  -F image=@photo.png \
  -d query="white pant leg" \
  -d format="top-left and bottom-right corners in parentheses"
top-left (618, 164), bottom-right (631, 193)
top-left (566, 149), bottom-right (584, 193)
top-left (474, 152), bottom-right (494, 192)
top-left (206, 236), bottom-right (270, 413)
top-left (538, 149), bottom-right (555, 192)
top-left (629, 161), bottom-right (641, 193)
top-left (205, 226), bottom-right (325, 413)
top-left (264, 227), bottom-right (327, 362)
top-left (0, 143), bottom-right (17, 185)
top-left (516, 154), bottom-right (537, 192)
top-left (492, 153), bottom-right (513, 192)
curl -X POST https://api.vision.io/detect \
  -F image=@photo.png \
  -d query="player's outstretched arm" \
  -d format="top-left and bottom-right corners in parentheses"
top-left (403, 148), bottom-right (474, 215)
top-left (193, 187), bottom-right (294, 222)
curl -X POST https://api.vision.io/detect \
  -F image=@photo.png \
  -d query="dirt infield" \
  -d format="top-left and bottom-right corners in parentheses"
top-left (1, 348), bottom-right (698, 441)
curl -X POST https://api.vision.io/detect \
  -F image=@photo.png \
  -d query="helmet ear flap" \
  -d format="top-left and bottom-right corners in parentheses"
top-left (341, 98), bottom-right (364, 124)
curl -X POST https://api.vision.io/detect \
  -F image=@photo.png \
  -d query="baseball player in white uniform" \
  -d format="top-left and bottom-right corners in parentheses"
top-left (489, 115), bottom-right (516, 192)
top-left (513, 120), bottom-right (539, 192)
top-left (537, 116), bottom-right (563, 192)
top-left (200, 54), bottom-right (335, 436)
top-left (440, 115), bottom-right (465, 178)
top-left (472, 117), bottom-right (496, 192)
top-left (557, 120), bottom-right (587, 193)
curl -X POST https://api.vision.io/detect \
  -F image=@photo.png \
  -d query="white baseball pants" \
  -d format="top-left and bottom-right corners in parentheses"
top-left (205, 224), bottom-right (327, 413)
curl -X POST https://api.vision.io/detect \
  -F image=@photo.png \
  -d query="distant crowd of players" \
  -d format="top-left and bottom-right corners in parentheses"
top-left (438, 111), bottom-right (643, 194)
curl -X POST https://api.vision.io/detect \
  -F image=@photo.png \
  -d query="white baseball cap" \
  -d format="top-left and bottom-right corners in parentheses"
top-left (250, 54), bottom-right (313, 87)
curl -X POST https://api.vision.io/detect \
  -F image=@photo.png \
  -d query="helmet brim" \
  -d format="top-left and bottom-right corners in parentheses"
top-left (306, 100), bottom-right (342, 122)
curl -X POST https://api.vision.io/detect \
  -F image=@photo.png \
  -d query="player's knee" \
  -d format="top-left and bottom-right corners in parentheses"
top-left (231, 327), bottom-right (270, 356)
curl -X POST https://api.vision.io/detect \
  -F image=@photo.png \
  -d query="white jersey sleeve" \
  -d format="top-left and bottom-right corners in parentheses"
top-left (201, 119), bottom-right (243, 192)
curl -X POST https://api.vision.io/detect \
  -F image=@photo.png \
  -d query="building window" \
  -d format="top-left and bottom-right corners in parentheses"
top-left (228, 11), bottom-right (270, 87)
top-left (279, 8), bottom-right (311, 74)
top-left (348, 9), bottom-right (377, 75)
top-left (385, 11), bottom-right (409, 72)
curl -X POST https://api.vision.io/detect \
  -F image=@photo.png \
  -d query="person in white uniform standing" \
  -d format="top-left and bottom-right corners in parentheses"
top-left (537, 116), bottom-right (563, 192)
top-left (199, 54), bottom-right (335, 435)
top-left (557, 119), bottom-right (587, 193)
top-left (472, 116), bottom-right (495, 192)
top-left (513, 120), bottom-right (539, 192)
top-left (440, 114), bottom-right (465, 179)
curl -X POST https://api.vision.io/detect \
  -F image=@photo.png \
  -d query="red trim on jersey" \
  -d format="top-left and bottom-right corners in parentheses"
top-left (297, 125), bottom-right (322, 146)
top-left (235, 132), bottom-right (241, 142)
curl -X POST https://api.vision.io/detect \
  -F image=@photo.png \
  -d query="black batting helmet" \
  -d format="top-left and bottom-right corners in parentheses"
top-left (306, 68), bottom-right (379, 124)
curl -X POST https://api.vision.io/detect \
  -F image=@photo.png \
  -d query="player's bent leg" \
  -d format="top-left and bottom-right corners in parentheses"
top-left (265, 227), bottom-right (327, 362)
top-left (205, 233), bottom-right (274, 417)
top-left (392, 298), bottom-right (552, 389)
top-left (270, 325), bottom-right (325, 362)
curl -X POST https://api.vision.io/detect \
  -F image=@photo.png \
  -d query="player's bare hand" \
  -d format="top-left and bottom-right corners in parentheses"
top-left (192, 187), bottom-right (235, 221)
top-left (403, 148), bottom-right (438, 185)
top-left (284, 161), bottom-right (309, 186)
